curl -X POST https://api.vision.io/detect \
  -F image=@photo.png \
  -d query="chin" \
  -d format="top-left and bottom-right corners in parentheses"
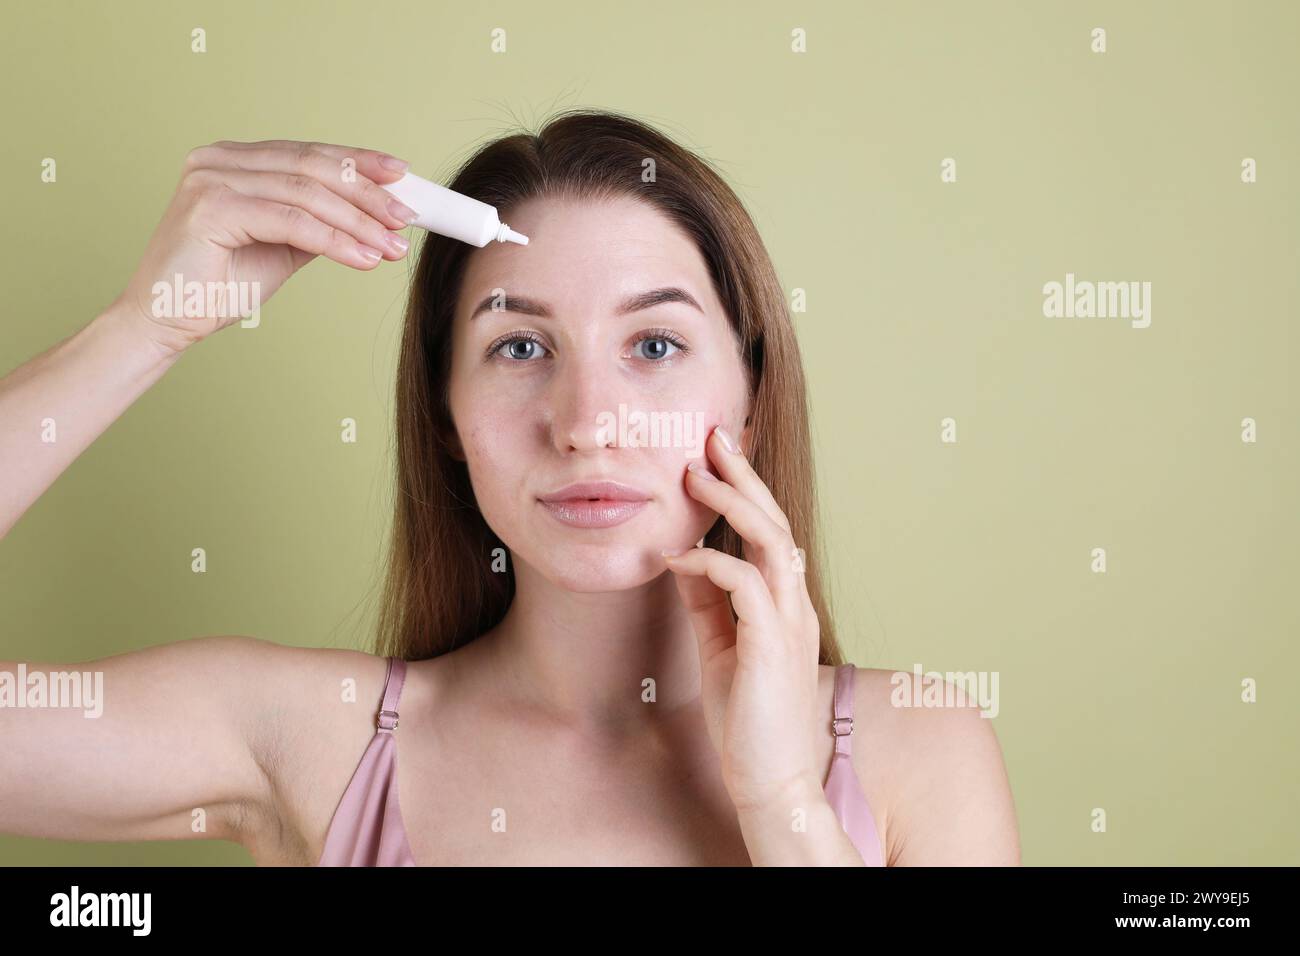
top-left (529, 540), bottom-right (673, 593)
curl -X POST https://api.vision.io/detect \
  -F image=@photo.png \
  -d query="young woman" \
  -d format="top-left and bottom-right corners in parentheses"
top-left (0, 109), bottom-right (1020, 866)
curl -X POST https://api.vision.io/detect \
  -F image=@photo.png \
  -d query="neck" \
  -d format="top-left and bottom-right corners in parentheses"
top-left (474, 557), bottom-right (706, 737)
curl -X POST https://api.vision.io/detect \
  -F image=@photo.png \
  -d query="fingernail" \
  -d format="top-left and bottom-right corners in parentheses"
top-left (385, 231), bottom-right (409, 255)
top-left (687, 461), bottom-right (718, 481)
top-left (357, 244), bottom-right (383, 263)
top-left (715, 426), bottom-right (740, 455)
top-left (660, 547), bottom-right (689, 558)
top-left (379, 154), bottom-right (409, 172)
top-left (387, 198), bottom-right (418, 224)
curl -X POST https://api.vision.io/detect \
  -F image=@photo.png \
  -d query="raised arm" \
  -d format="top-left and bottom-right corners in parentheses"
top-left (0, 139), bottom-right (415, 539)
top-left (0, 299), bottom-right (183, 540)
top-left (0, 635), bottom-right (285, 846)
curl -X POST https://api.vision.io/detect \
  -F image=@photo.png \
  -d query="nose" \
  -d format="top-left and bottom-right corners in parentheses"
top-left (545, 360), bottom-right (621, 455)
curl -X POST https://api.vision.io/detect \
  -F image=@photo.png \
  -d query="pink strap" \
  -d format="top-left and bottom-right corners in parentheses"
top-left (832, 664), bottom-right (855, 755)
top-left (376, 657), bottom-right (407, 733)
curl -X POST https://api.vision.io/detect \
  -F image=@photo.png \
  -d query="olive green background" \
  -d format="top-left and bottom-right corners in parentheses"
top-left (1, 0), bottom-right (1296, 866)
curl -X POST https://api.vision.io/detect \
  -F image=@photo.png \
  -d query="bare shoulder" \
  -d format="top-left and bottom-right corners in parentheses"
top-left (194, 637), bottom-right (390, 775)
top-left (843, 665), bottom-right (1021, 865)
top-left (210, 638), bottom-right (395, 864)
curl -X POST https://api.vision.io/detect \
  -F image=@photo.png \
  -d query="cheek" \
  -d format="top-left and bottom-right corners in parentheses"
top-left (650, 371), bottom-right (748, 463)
top-left (655, 379), bottom-right (748, 534)
top-left (651, 408), bottom-right (741, 522)
top-left (454, 397), bottom-right (532, 513)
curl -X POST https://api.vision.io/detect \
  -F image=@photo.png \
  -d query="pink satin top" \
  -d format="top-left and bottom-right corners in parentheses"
top-left (317, 657), bottom-right (884, 866)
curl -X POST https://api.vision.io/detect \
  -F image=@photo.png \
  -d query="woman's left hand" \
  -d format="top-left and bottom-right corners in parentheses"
top-left (662, 425), bottom-right (824, 816)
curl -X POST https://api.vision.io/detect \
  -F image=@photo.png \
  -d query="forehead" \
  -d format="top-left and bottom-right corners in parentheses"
top-left (455, 194), bottom-right (721, 320)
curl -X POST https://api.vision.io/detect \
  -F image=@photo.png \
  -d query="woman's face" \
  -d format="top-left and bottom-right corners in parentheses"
top-left (446, 194), bottom-right (752, 592)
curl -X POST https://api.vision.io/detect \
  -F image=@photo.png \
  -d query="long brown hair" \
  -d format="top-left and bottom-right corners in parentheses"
top-left (374, 107), bottom-right (844, 666)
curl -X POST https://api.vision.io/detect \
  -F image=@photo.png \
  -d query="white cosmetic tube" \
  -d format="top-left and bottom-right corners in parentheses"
top-left (380, 171), bottom-right (529, 247)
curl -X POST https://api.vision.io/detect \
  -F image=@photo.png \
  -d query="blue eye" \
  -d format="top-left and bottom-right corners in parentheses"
top-left (633, 330), bottom-right (689, 361)
top-left (634, 336), bottom-right (679, 361)
top-left (486, 329), bottom-right (690, 363)
top-left (490, 333), bottom-right (549, 361)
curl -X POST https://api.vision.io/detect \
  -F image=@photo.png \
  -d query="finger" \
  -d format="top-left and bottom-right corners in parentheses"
top-left (665, 553), bottom-right (737, 662)
top-left (662, 547), bottom-right (778, 655)
top-left (684, 463), bottom-right (806, 615)
top-left (204, 168), bottom-right (409, 261)
top-left (207, 139), bottom-right (409, 182)
top-left (186, 141), bottom-right (416, 231)
top-left (209, 191), bottom-right (386, 270)
top-left (704, 426), bottom-right (793, 534)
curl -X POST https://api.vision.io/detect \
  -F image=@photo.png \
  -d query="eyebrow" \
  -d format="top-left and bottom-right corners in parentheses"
top-left (468, 286), bottom-right (704, 321)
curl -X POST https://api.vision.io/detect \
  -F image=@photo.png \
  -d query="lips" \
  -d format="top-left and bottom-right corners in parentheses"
top-left (537, 481), bottom-right (651, 528)
top-left (539, 481), bottom-right (651, 503)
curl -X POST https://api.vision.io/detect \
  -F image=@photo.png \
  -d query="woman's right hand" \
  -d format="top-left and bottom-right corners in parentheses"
top-left (113, 139), bottom-right (418, 354)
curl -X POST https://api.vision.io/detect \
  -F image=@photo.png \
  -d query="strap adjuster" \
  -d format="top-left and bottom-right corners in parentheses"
top-left (377, 709), bottom-right (400, 731)
top-left (831, 716), bottom-right (853, 737)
